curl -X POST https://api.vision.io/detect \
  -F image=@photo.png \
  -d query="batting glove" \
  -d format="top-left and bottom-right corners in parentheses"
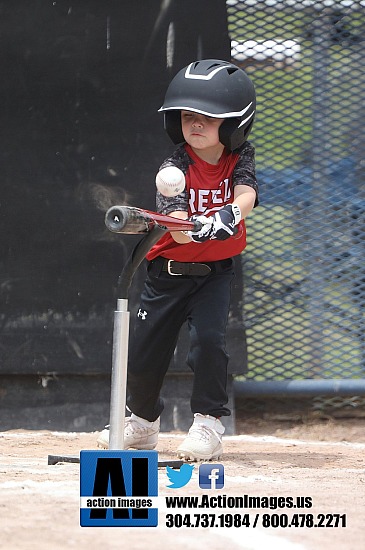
top-left (186, 214), bottom-right (214, 243)
top-left (211, 204), bottom-right (242, 240)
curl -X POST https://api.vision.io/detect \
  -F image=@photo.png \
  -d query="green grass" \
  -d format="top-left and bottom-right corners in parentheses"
top-left (227, 4), bottom-right (365, 168)
top-left (241, 206), bottom-right (365, 380)
top-left (226, 3), bottom-right (365, 380)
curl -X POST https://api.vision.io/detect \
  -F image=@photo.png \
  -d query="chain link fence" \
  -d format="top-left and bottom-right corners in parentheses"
top-left (227, 0), bottom-right (365, 389)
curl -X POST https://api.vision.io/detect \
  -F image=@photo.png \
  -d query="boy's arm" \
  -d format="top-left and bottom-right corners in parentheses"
top-left (232, 184), bottom-right (257, 219)
top-left (200, 185), bottom-right (256, 241)
top-left (185, 185), bottom-right (257, 243)
top-left (168, 210), bottom-right (191, 244)
top-left (168, 185), bottom-right (257, 244)
top-left (168, 187), bottom-right (257, 244)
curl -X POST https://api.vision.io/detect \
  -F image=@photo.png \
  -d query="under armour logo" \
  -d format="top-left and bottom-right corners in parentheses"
top-left (137, 309), bottom-right (148, 320)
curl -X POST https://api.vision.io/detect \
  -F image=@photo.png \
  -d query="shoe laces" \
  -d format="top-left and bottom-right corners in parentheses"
top-left (189, 423), bottom-right (221, 443)
top-left (125, 417), bottom-right (150, 435)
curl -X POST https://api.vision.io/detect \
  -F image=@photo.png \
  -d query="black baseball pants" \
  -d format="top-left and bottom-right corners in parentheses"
top-left (126, 256), bottom-right (235, 422)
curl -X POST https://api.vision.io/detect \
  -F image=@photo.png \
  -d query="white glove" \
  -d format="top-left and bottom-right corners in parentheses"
top-left (186, 215), bottom-right (214, 243)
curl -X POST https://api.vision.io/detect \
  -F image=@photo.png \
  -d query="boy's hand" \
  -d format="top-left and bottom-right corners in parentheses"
top-left (211, 204), bottom-right (241, 240)
top-left (186, 215), bottom-right (214, 242)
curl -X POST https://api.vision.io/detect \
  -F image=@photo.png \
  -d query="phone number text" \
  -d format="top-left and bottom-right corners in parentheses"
top-left (165, 513), bottom-right (347, 529)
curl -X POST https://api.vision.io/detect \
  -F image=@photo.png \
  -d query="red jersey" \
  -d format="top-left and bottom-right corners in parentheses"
top-left (146, 142), bottom-right (258, 262)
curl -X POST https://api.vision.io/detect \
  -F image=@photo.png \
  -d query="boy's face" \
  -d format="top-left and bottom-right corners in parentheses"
top-left (181, 110), bottom-right (224, 152)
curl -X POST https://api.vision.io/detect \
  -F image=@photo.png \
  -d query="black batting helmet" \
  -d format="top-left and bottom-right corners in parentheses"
top-left (159, 59), bottom-right (256, 151)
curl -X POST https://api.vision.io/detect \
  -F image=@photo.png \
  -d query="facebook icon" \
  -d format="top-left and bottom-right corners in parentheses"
top-left (199, 464), bottom-right (224, 490)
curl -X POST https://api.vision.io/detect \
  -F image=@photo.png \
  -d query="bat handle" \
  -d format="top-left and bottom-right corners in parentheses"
top-left (192, 219), bottom-right (203, 232)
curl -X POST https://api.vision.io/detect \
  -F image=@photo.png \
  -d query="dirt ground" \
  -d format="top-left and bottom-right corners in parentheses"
top-left (1, 418), bottom-right (365, 550)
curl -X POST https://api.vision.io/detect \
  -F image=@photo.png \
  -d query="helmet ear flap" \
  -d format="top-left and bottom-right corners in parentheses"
top-left (164, 111), bottom-right (184, 145)
top-left (219, 117), bottom-right (255, 152)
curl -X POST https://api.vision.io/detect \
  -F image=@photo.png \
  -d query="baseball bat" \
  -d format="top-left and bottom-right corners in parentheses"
top-left (105, 205), bottom-right (203, 234)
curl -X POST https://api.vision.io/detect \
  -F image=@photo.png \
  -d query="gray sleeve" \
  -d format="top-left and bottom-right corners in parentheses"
top-left (155, 146), bottom-right (192, 215)
top-left (233, 142), bottom-right (259, 206)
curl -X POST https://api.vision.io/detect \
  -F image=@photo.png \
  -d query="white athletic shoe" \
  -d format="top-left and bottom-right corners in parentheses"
top-left (177, 413), bottom-right (225, 461)
top-left (96, 414), bottom-right (160, 450)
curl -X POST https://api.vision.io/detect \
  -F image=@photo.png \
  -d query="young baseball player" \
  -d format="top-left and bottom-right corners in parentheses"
top-left (98, 59), bottom-right (258, 460)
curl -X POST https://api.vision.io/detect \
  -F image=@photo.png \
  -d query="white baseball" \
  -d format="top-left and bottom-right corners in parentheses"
top-left (155, 166), bottom-right (185, 197)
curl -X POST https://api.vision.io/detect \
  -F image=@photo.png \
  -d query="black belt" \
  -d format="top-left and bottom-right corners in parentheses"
top-left (157, 258), bottom-right (232, 276)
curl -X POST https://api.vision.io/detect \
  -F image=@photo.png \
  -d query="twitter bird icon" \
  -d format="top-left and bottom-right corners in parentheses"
top-left (166, 464), bottom-right (194, 489)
